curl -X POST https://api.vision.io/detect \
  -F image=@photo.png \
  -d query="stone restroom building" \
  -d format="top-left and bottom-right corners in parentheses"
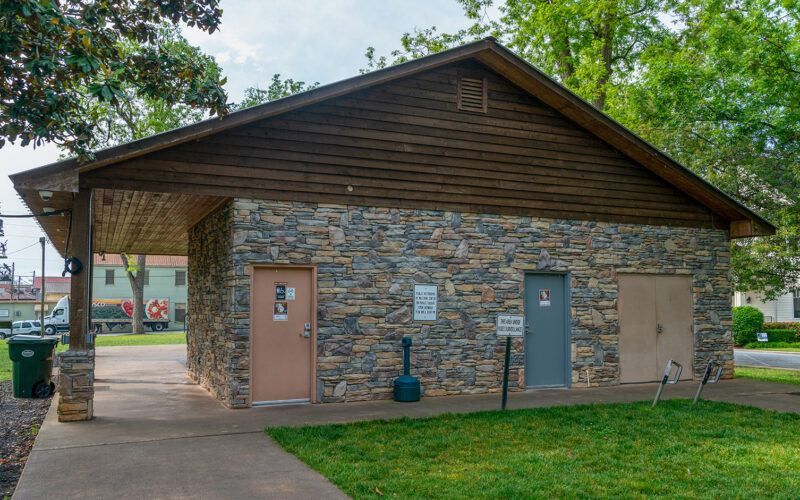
top-left (12, 39), bottom-right (773, 418)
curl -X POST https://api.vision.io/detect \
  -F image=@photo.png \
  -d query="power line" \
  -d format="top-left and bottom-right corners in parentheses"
top-left (6, 241), bottom-right (40, 255)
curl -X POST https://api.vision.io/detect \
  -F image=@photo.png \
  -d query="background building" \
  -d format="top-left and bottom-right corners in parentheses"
top-left (0, 282), bottom-right (37, 320)
top-left (92, 255), bottom-right (188, 331)
top-left (33, 276), bottom-right (71, 318)
top-left (733, 290), bottom-right (800, 323)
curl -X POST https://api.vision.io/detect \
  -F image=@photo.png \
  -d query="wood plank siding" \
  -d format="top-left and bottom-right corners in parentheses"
top-left (82, 61), bottom-right (720, 230)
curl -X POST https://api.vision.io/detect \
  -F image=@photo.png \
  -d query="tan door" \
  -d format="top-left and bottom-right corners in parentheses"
top-left (251, 267), bottom-right (314, 404)
top-left (618, 274), bottom-right (693, 383)
top-left (654, 275), bottom-right (693, 380)
top-left (618, 274), bottom-right (658, 382)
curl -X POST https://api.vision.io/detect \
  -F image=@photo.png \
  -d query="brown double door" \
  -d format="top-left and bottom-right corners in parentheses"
top-left (618, 274), bottom-right (693, 383)
top-left (251, 267), bottom-right (314, 404)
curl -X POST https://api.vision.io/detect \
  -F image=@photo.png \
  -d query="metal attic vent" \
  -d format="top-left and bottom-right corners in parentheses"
top-left (458, 75), bottom-right (487, 113)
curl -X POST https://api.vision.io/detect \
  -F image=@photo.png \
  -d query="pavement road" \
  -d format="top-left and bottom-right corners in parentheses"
top-left (735, 349), bottom-right (800, 370)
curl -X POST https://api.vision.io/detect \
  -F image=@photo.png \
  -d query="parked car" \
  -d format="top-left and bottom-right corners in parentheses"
top-left (11, 321), bottom-right (41, 335)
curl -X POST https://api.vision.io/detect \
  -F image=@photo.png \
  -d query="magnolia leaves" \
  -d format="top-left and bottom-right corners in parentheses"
top-left (0, 0), bottom-right (227, 162)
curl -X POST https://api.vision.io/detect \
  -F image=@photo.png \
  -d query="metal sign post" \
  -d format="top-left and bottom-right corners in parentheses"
top-left (497, 314), bottom-right (524, 410)
top-left (501, 336), bottom-right (511, 410)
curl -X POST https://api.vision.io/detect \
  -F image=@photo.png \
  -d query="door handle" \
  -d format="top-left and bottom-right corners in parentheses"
top-left (657, 323), bottom-right (663, 334)
top-left (299, 323), bottom-right (311, 338)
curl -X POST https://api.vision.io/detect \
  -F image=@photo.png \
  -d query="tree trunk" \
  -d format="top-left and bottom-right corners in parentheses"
top-left (593, 18), bottom-right (613, 110)
top-left (121, 254), bottom-right (146, 335)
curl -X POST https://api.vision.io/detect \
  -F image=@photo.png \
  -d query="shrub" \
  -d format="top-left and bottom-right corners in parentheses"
top-left (763, 322), bottom-right (800, 333)
top-left (733, 306), bottom-right (764, 345)
top-left (763, 329), bottom-right (799, 343)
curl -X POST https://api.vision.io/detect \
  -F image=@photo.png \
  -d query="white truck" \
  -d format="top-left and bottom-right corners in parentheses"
top-left (43, 295), bottom-right (171, 335)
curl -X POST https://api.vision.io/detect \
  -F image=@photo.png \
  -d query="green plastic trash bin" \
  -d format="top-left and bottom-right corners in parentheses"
top-left (8, 335), bottom-right (59, 398)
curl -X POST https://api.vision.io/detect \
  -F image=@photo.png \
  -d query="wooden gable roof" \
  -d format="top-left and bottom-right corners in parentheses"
top-left (10, 38), bottom-right (774, 256)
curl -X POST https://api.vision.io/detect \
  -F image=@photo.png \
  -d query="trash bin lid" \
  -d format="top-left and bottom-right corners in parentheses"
top-left (7, 335), bottom-right (59, 344)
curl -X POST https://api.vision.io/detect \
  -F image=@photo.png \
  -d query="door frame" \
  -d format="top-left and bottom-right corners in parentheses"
top-left (523, 271), bottom-right (572, 389)
top-left (247, 264), bottom-right (318, 406)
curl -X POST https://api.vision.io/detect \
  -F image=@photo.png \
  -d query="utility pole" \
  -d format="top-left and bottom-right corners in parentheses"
top-left (40, 237), bottom-right (45, 336)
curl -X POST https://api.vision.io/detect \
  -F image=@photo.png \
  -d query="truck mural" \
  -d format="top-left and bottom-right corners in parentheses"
top-left (43, 296), bottom-right (171, 335)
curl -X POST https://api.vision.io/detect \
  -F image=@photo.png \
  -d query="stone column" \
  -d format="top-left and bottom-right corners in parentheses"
top-left (57, 350), bottom-right (95, 421)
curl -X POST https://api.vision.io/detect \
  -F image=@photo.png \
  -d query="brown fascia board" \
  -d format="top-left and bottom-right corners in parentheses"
top-left (9, 37), bottom-right (774, 237)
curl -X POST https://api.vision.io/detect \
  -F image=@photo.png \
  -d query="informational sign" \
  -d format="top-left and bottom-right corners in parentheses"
top-left (273, 301), bottom-right (288, 321)
top-left (0, 309), bottom-right (8, 317)
top-left (275, 283), bottom-right (286, 301)
top-left (539, 289), bottom-right (551, 307)
top-left (287, 287), bottom-right (296, 301)
top-left (413, 284), bottom-right (438, 321)
top-left (756, 332), bottom-right (769, 342)
top-left (497, 314), bottom-right (525, 337)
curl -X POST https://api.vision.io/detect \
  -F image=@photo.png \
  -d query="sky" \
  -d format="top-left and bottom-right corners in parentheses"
top-left (0, 0), bottom-right (491, 280)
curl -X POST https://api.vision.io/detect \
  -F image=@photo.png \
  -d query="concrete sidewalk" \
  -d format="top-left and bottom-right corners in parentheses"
top-left (13, 345), bottom-right (800, 499)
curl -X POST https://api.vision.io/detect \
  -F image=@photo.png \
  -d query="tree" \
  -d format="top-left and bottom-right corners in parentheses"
top-left (120, 254), bottom-right (146, 335)
top-left (370, 0), bottom-right (800, 297)
top-left (624, 0), bottom-right (800, 298)
top-left (232, 74), bottom-right (319, 111)
top-left (0, 0), bottom-right (228, 161)
top-left (77, 23), bottom-right (225, 150)
top-left (363, 0), bottom-right (670, 111)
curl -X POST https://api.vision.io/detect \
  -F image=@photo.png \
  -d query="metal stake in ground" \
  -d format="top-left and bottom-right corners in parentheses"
top-left (652, 359), bottom-right (682, 408)
top-left (693, 360), bottom-right (722, 404)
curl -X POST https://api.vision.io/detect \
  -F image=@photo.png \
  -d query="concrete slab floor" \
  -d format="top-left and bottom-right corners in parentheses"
top-left (13, 345), bottom-right (800, 499)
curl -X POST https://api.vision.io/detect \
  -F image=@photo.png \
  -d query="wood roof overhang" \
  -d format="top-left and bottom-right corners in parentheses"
top-left (9, 37), bottom-right (774, 257)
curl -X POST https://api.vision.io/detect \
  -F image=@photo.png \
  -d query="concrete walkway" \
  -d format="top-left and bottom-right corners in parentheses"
top-left (13, 345), bottom-right (800, 499)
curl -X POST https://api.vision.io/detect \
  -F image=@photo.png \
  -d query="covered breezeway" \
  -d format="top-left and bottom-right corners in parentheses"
top-left (8, 178), bottom-right (229, 421)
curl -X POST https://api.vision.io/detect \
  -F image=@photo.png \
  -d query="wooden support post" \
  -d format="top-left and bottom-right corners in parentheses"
top-left (68, 188), bottom-right (91, 350)
top-left (57, 187), bottom-right (94, 422)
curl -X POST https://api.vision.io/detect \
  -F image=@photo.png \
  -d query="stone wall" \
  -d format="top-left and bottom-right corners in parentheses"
top-left (57, 350), bottom-right (94, 421)
top-left (186, 203), bottom-right (242, 407)
top-left (217, 198), bottom-right (732, 404)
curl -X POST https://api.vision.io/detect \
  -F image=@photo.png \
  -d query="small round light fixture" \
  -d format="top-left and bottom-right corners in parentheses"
top-left (347, 185), bottom-right (354, 192)
top-left (38, 190), bottom-right (53, 201)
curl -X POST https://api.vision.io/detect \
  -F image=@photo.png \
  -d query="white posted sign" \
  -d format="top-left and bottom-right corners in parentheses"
top-left (413, 284), bottom-right (438, 321)
top-left (497, 314), bottom-right (525, 337)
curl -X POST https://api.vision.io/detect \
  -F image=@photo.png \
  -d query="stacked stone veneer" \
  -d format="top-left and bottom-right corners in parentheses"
top-left (57, 350), bottom-right (94, 421)
top-left (186, 198), bottom-right (733, 407)
top-left (186, 205), bottom-right (240, 406)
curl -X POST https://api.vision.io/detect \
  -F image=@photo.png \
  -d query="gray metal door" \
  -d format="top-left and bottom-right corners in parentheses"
top-left (524, 273), bottom-right (569, 388)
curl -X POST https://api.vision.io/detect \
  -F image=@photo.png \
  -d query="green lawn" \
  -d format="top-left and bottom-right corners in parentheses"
top-left (0, 332), bottom-right (186, 382)
top-left (267, 400), bottom-right (800, 499)
top-left (94, 332), bottom-right (186, 347)
top-left (741, 342), bottom-right (800, 352)
top-left (735, 366), bottom-right (800, 385)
